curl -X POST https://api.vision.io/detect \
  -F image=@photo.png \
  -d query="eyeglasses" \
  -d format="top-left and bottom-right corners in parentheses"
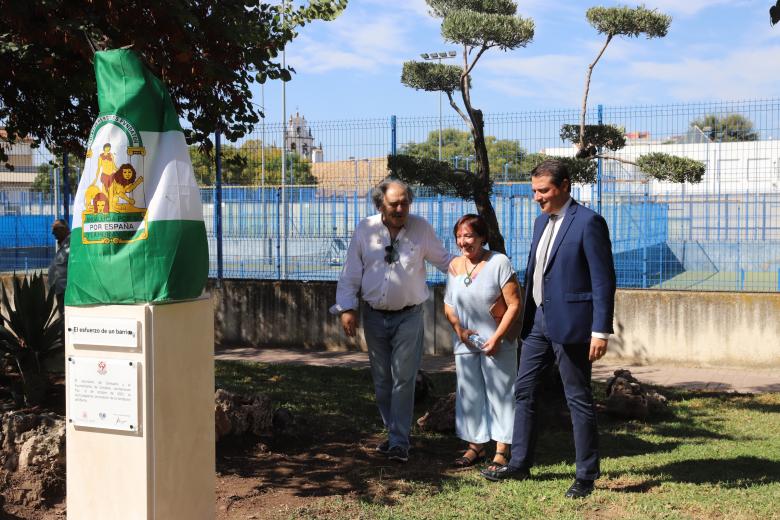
top-left (384, 239), bottom-right (399, 264)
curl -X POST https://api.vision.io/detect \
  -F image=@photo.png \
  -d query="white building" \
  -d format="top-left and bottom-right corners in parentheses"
top-left (0, 129), bottom-right (38, 186)
top-left (542, 139), bottom-right (780, 199)
top-left (284, 112), bottom-right (323, 161)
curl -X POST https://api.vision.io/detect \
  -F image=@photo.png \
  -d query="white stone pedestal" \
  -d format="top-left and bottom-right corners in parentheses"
top-left (65, 297), bottom-right (214, 519)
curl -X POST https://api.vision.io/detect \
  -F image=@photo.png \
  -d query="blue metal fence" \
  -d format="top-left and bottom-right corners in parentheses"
top-left (3, 99), bottom-right (779, 291)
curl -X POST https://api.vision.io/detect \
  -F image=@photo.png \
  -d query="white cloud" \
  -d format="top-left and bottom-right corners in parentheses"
top-left (286, 8), bottom-right (419, 74)
top-left (475, 53), bottom-right (588, 106)
top-left (627, 46), bottom-right (780, 100)
top-left (482, 53), bottom-right (584, 79)
top-left (641, 0), bottom-right (735, 16)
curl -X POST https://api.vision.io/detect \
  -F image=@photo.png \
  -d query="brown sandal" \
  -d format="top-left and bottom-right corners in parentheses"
top-left (486, 450), bottom-right (510, 471)
top-left (453, 447), bottom-right (486, 468)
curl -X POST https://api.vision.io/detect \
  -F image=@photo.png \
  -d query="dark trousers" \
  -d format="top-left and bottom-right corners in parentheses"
top-left (56, 293), bottom-right (65, 317)
top-left (56, 292), bottom-right (66, 339)
top-left (508, 306), bottom-right (600, 480)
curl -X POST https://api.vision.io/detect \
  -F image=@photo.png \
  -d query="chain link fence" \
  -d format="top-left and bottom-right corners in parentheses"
top-left (2, 99), bottom-right (778, 291)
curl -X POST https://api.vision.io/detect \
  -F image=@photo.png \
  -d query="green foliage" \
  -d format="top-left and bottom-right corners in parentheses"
top-left (387, 154), bottom-right (484, 199)
top-left (560, 124), bottom-right (626, 153)
top-left (520, 153), bottom-right (598, 184)
top-left (190, 140), bottom-right (315, 186)
top-left (401, 62), bottom-right (463, 93)
top-left (31, 156), bottom-right (82, 194)
top-left (0, 0), bottom-right (347, 165)
top-left (401, 128), bottom-right (526, 179)
top-left (0, 274), bottom-right (63, 406)
top-left (442, 9), bottom-right (534, 50)
top-left (400, 0), bottom-right (536, 253)
top-left (586, 5), bottom-right (671, 37)
top-left (690, 114), bottom-right (759, 142)
top-left (571, 6), bottom-right (703, 186)
top-left (636, 153), bottom-right (706, 183)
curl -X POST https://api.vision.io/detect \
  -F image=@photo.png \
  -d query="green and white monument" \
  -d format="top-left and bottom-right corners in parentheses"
top-left (65, 49), bottom-right (214, 519)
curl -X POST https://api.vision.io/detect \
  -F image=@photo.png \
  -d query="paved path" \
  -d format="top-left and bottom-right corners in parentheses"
top-left (216, 346), bottom-right (780, 394)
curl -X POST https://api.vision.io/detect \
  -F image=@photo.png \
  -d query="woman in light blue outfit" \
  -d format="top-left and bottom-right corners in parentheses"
top-left (443, 214), bottom-right (522, 468)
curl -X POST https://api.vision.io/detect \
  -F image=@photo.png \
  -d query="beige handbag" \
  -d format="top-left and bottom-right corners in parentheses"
top-left (489, 279), bottom-right (522, 342)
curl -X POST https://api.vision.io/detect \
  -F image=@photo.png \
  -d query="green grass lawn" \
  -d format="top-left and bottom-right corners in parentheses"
top-left (216, 360), bottom-right (780, 520)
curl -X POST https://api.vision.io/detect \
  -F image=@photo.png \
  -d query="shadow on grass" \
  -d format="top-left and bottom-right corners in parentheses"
top-left (214, 360), bottom-right (778, 504)
top-left (648, 456), bottom-right (780, 486)
top-left (223, 433), bottom-right (470, 505)
top-left (215, 360), bottom-right (464, 505)
top-left (597, 456), bottom-right (780, 492)
top-left (517, 379), bottom-right (757, 469)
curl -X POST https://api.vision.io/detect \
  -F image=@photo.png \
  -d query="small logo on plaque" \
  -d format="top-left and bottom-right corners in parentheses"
top-left (97, 361), bottom-right (107, 375)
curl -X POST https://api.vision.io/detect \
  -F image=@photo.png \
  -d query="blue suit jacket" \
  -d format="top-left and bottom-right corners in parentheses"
top-left (521, 199), bottom-right (616, 345)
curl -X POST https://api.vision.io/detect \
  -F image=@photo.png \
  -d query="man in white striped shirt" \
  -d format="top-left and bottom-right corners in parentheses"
top-left (330, 179), bottom-right (452, 462)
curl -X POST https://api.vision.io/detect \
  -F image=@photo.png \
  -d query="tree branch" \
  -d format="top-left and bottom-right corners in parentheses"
top-left (579, 34), bottom-right (612, 150)
top-left (82, 29), bottom-right (98, 56)
top-left (594, 154), bottom-right (638, 166)
top-left (446, 90), bottom-right (472, 130)
top-left (460, 44), bottom-right (473, 115)
top-left (464, 45), bottom-right (490, 77)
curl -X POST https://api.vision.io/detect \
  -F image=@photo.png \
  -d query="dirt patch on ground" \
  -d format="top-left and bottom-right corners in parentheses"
top-left (1, 424), bottom-right (465, 519)
top-left (214, 431), bottom-right (464, 519)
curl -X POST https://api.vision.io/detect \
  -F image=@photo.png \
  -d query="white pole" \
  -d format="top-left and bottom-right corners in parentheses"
top-left (261, 83), bottom-right (265, 188)
top-left (438, 57), bottom-right (442, 161)
top-left (280, 0), bottom-right (288, 279)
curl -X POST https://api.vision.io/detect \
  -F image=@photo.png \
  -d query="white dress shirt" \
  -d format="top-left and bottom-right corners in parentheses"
top-left (534, 197), bottom-right (573, 273)
top-left (330, 213), bottom-right (453, 314)
top-left (534, 197), bottom-right (609, 340)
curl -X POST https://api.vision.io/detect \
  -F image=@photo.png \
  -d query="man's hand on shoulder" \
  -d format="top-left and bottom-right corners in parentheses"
top-left (589, 336), bottom-right (608, 362)
top-left (340, 310), bottom-right (358, 337)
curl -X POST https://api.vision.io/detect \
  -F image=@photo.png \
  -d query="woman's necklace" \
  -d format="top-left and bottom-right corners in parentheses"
top-left (463, 251), bottom-right (485, 286)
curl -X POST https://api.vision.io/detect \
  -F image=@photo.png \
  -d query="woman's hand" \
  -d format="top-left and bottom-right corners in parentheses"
top-left (456, 327), bottom-right (477, 346)
top-left (481, 335), bottom-right (502, 357)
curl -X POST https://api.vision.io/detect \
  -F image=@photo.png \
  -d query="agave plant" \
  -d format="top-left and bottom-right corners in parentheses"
top-left (0, 273), bottom-right (64, 406)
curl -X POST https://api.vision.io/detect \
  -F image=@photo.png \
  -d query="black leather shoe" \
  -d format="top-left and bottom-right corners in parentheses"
top-left (565, 479), bottom-right (594, 498)
top-left (480, 465), bottom-right (530, 482)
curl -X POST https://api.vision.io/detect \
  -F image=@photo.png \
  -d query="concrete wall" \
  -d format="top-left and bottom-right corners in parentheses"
top-left (609, 289), bottom-right (780, 367)
top-left (9, 274), bottom-right (774, 367)
top-left (208, 279), bottom-right (780, 368)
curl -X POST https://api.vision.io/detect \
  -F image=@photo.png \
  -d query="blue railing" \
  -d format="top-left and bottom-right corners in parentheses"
top-left (3, 98), bottom-right (779, 292)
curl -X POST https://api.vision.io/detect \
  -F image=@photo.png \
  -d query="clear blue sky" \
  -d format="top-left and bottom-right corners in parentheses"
top-left (255, 0), bottom-right (780, 124)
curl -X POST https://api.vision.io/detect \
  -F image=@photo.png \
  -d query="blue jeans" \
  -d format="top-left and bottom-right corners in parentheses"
top-left (362, 304), bottom-right (424, 450)
top-left (509, 306), bottom-right (600, 480)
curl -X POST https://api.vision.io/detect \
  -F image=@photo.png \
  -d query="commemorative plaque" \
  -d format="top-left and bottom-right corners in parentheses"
top-left (68, 356), bottom-right (139, 432)
top-left (67, 316), bottom-right (140, 348)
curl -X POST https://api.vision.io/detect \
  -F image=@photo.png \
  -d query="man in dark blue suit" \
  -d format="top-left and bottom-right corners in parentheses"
top-left (481, 160), bottom-right (616, 499)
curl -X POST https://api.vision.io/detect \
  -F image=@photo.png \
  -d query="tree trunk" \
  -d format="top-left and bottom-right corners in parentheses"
top-left (469, 109), bottom-right (506, 254)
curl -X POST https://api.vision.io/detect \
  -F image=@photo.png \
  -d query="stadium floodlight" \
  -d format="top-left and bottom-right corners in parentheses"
top-left (419, 50), bottom-right (457, 160)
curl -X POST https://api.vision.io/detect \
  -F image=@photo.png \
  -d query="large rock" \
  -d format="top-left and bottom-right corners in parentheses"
top-left (214, 389), bottom-right (275, 442)
top-left (416, 392), bottom-right (456, 433)
top-left (605, 369), bottom-right (668, 420)
top-left (0, 411), bottom-right (65, 506)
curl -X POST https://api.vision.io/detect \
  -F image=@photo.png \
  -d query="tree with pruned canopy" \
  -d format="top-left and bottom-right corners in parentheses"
top-left (561, 5), bottom-right (705, 184)
top-left (395, 0), bottom-right (534, 254)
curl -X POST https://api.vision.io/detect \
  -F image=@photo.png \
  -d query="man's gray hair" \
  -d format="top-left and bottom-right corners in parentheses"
top-left (371, 178), bottom-right (414, 210)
